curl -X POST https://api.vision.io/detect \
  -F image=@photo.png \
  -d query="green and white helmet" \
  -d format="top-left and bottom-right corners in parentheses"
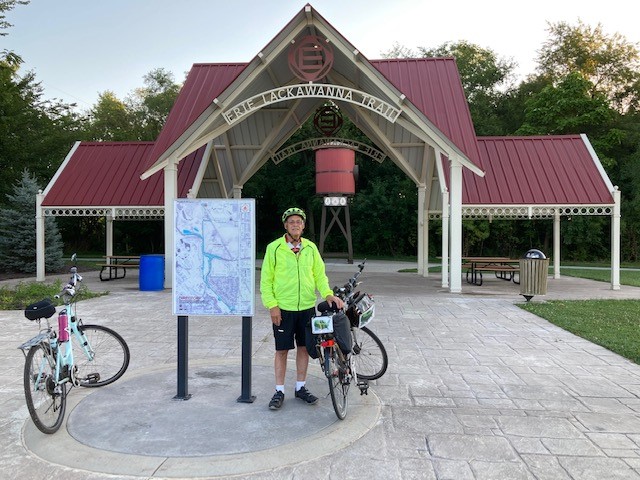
top-left (281, 207), bottom-right (306, 223)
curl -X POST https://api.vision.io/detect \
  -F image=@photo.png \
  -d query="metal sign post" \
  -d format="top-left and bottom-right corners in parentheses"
top-left (237, 316), bottom-right (256, 403)
top-left (174, 315), bottom-right (191, 400)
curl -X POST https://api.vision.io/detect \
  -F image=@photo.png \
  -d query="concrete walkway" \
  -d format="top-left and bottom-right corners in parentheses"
top-left (3, 261), bottom-right (640, 479)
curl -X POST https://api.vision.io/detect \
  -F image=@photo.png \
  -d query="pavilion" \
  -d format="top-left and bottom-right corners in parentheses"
top-left (35, 4), bottom-right (620, 292)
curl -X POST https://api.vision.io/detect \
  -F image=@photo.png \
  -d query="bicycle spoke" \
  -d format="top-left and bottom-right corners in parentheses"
top-left (23, 344), bottom-right (66, 434)
top-left (352, 326), bottom-right (388, 380)
top-left (74, 324), bottom-right (130, 387)
top-left (327, 347), bottom-right (348, 419)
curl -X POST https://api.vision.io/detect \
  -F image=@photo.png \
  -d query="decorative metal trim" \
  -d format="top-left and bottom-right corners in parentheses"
top-left (42, 206), bottom-right (164, 219)
top-left (272, 137), bottom-right (386, 164)
top-left (427, 204), bottom-right (614, 220)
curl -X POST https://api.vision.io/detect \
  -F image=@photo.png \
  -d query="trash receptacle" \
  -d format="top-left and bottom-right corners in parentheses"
top-left (139, 254), bottom-right (164, 291)
top-left (519, 249), bottom-right (549, 301)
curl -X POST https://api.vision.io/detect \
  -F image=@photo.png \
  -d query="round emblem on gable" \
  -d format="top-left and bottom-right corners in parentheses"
top-left (288, 35), bottom-right (334, 82)
top-left (314, 104), bottom-right (343, 136)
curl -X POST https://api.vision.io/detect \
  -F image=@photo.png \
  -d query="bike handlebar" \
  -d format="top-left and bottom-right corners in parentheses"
top-left (335, 259), bottom-right (366, 297)
top-left (53, 261), bottom-right (83, 299)
top-left (320, 259), bottom-right (367, 314)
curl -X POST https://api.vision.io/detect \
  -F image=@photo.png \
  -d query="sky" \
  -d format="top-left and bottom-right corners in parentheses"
top-left (4, 0), bottom-right (639, 111)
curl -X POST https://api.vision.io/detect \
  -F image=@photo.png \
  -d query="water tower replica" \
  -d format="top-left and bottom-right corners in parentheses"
top-left (313, 104), bottom-right (357, 263)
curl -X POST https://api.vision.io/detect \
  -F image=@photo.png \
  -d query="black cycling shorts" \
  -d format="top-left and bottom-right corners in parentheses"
top-left (273, 307), bottom-right (315, 351)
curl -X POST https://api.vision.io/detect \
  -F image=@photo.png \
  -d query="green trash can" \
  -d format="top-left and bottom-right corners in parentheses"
top-left (139, 254), bottom-right (165, 291)
top-left (519, 249), bottom-right (549, 302)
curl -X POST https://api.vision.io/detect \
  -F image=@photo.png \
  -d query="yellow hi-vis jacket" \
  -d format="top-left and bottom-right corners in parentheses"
top-left (260, 235), bottom-right (333, 312)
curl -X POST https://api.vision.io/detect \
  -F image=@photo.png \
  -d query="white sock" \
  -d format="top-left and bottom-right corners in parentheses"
top-left (295, 381), bottom-right (305, 391)
top-left (275, 385), bottom-right (284, 393)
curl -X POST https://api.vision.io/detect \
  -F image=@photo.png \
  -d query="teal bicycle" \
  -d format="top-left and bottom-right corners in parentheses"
top-left (19, 255), bottom-right (130, 434)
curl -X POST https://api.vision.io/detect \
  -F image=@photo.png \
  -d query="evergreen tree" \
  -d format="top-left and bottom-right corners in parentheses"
top-left (0, 170), bottom-right (64, 273)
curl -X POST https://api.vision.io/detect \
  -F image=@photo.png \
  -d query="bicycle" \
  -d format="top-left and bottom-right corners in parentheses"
top-left (19, 254), bottom-right (131, 434)
top-left (310, 259), bottom-right (388, 419)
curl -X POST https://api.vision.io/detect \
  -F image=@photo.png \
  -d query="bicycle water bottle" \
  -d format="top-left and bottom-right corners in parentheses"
top-left (58, 309), bottom-right (69, 342)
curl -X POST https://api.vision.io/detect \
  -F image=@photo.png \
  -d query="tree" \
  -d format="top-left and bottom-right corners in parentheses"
top-left (1, 0), bottom-right (29, 64)
top-left (129, 68), bottom-right (181, 140)
top-left (86, 91), bottom-right (136, 141)
top-left (0, 170), bottom-right (64, 273)
top-left (380, 42), bottom-right (418, 59)
top-left (383, 41), bottom-right (517, 135)
top-left (86, 69), bottom-right (181, 141)
top-left (0, 60), bottom-right (83, 202)
top-left (537, 21), bottom-right (640, 113)
top-left (517, 72), bottom-right (615, 135)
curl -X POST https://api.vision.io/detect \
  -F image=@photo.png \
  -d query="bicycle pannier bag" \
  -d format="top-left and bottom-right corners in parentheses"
top-left (24, 298), bottom-right (56, 321)
top-left (332, 312), bottom-right (352, 355)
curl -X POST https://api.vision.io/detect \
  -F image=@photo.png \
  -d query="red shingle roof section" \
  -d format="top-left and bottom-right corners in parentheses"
top-left (43, 142), bottom-right (204, 207)
top-left (462, 136), bottom-right (614, 205)
top-left (370, 58), bottom-right (482, 169)
top-left (143, 63), bottom-right (247, 173)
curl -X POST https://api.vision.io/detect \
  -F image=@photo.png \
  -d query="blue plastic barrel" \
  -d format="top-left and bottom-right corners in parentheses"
top-left (139, 254), bottom-right (165, 291)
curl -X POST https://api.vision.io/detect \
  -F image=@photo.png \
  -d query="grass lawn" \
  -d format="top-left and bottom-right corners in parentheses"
top-left (520, 266), bottom-right (640, 365)
top-left (520, 299), bottom-right (640, 364)
top-left (0, 279), bottom-right (106, 310)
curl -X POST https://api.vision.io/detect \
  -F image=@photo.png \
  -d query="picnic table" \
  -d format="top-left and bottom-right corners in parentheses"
top-left (462, 256), bottom-right (520, 286)
top-left (98, 255), bottom-right (140, 281)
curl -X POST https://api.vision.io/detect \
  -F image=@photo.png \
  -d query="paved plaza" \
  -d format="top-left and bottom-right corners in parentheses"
top-left (3, 261), bottom-right (640, 479)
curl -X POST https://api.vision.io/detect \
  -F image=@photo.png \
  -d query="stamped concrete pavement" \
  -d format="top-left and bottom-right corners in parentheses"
top-left (2, 261), bottom-right (640, 479)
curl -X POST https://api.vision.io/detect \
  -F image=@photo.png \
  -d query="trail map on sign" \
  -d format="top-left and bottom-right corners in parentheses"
top-left (173, 199), bottom-right (255, 316)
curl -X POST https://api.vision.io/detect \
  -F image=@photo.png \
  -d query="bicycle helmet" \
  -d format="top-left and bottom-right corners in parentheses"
top-left (282, 207), bottom-right (306, 223)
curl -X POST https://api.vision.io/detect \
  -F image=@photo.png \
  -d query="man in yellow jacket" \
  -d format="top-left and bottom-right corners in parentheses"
top-left (260, 207), bottom-right (344, 410)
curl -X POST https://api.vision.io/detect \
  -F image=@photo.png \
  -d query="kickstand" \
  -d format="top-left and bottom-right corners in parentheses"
top-left (357, 380), bottom-right (369, 395)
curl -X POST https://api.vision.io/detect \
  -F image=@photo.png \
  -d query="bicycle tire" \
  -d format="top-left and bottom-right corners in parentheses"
top-left (74, 324), bottom-right (130, 387)
top-left (23, 344), bottom-right (67, 434)
top-left (352, 326), bottom-right (388, 380)
top-left (326, 347), bottom-right (348, 420)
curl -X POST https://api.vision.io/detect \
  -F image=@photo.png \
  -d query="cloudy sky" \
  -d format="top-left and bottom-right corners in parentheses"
top-left (4, 0), bottom-right (638, 110)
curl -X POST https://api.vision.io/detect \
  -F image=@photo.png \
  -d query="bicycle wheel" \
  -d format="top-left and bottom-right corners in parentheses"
top-left (74, 324), bottom-right (130, 387)
top-left (352, 326), bottom-right (388, 380)
top-left (23, 344), bottom-right (67, 434)
top-left (326, 347), bottom-right (348, 420)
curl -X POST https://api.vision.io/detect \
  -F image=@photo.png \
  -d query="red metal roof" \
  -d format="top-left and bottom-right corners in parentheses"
top-left (42, 142), bottom-right (203, 207)
top-left (44, 135), bottom-right (614, 209)
top-left (460, 135), bottom-right (614, 205)
top-left (370, 58), bottom-right (481, 169)
top-left (142, 63), bottom-right (246, 174)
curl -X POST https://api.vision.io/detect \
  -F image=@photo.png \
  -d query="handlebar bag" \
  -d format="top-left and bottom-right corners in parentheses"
top-left (24, 299), bottom-right (56, 321)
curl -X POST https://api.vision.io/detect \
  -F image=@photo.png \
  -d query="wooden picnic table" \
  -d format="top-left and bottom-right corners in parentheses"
top-left (98, 255), bottom-right (140, 281)
top-left (462, 257), bottom-right (520, 286)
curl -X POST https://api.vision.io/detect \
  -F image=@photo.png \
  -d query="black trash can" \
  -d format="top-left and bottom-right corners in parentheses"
top-left (139, 254), bottom-right (165, 291)
top-left (519, 249), bottom-right (549, 301)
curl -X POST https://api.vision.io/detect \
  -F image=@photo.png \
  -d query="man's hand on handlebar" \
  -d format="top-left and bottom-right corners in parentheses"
top-left (325, 294), bottom-right (344, 310)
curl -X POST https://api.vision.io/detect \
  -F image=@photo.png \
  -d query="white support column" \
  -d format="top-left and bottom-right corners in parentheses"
top-left (611, 187), bottom-right (621, 290)
top-left (423, 197), bottom-right (429, 278)
top-left (106, 212), bottom-right (114, 259)
top-left (449, 160), bottom-right (462, 293)
top-left (164, 160), bottom-right (178, 287)
top-left (441, 191), bottom-right (450, 288)
top-left (232, 185), bottom-right (242, 199)
top-left (417, 185), bottom-right (427, 276)
top-left (553, 211), bottom-right (561, 279)
top-left (36, 191), bottom-right (45, 281)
